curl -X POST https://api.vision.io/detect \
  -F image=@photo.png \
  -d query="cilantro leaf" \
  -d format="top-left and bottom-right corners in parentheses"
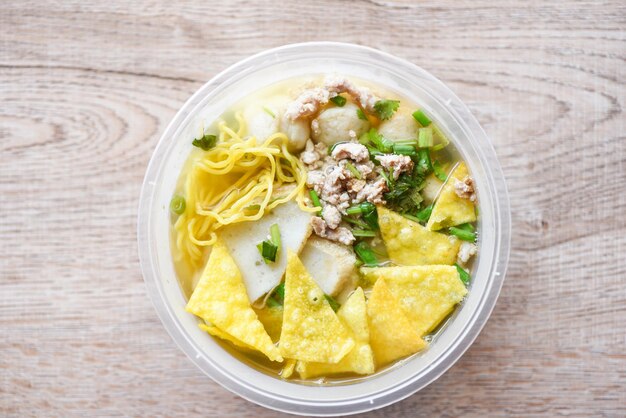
top-left (373, 99), bottom-right (400, 120)
top-left (192, 134), bottom-right (217, 151)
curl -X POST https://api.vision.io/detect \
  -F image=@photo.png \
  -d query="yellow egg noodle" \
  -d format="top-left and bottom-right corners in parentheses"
top-left (174, 113), bottom-right (317, 267)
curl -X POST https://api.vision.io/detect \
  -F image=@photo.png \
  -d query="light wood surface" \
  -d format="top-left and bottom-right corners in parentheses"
top-left (1, 1), bottom-right (625, 417)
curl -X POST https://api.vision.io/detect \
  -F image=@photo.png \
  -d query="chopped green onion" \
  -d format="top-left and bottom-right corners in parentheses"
top-left (243, 204), bottom-right (261, 214)
top-left (455, 264), bottom-right (471, 285)
top-left (433, 160), bottom-right (448, 182)
top-left (257, 240), bottom-right (278, 263)
top-left (431, 125), bottom-right (450, 151)
top-left (418, 127), bottom-right (434, 148)
top-left (415, 204), bottom-right (434, 223)
top-left (373, 99), bottom-right (400, 120)
top-left (392, 144), bottom-right (417, 156)
top-left (401, 213), bottom-right (422, 223)
top-left (324, 294), bottom-right (341, 312)
top-left (345, 161), bottom-right (362, 179)
top-left (192, 134), bottom-right (217, 151)
top-left (309, 189), bottom-right (322, 215)
top-left (456, 223), bottom-right (475, 232)
top-left (330, 95), bottom-right (347, 107)
top-left (354, 241), bottom-right (379, 266)
top-left (346, 206), bottom-right (363, 215)
top-left (270, 223), bottom-right (281, 250)
top-left (393, 140), bottom-right (418, 146)
top-left (361, 206), bottom-right (379, 230)
top-left (352, 229), bottom-right (376, 237)
top-left (449, 226), bottom-right (476, 242)
top-left (262, 106), bottom-right (276, 118)
top-left (274, 282), bottom-right (285, 301)
top-left (412, 109), bottom-right (431, 126)
top-left (169, 195), bottom-right (186, 215)
top-left (366, 145), bottom-right (383, 159)
top-left (342, 216), bottom-right (369, 229)
top-left (356, 108), bottom-right (368, 121)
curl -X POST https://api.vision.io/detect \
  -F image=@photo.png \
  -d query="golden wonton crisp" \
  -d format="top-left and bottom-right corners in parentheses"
top-left (279, 251), bottom-right (354, 363)
top-left (186, 240), bottom-right (283, 362)
top-left (378, 206), bottom-right (460, 265)
top-left (427, 162), bottom-right (477, 231)
top-left (296, 288), bottom-right (375, 379)
top-left (362, 265), bottom-right (467, 336)
top-left (367, 278), bottom-right (426, 366)
top-left (281, 359), bottom-right (297, 379)
top-left (254, 305), bottom-right (283, 343)
top-left (198, 323), bottom-right (254, 352)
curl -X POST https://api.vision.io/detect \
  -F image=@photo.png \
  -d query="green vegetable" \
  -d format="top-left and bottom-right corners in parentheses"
top-left (373, 99), bottom-right (400, 120)
top-left (265, 296), bottom-right (281, 308)
top-left (415, 204), bottom-right (434, 223)
top-left (360, 129), bottom-right (393, 153)
top-left (345, 202), bottom-right (378, 230)
top-left (354, 241), bottom-right (379, 266)
top-left (192, 134), bottom-right (217, 151)
top-left (418, 127), bottom-right (434, 148)
top-left (392, 144), bottom-right (417, 156)
top-left (412, 109), bottom-right (431, 126)
top-left (431, 124), bottom-right (450, 151)
top-left (416, 149), bottom-right (433, 176)
top-left (257, 240), bottom-right (278, 263)
top-left (328, 141), bottom-right (347, 155)
top-left (324, 294), bottom-right (341, 312)
top-left (356, 108), bottom-right (368, 121)
top-left (366, 144), bottom-right (383, 159)
top-left (352, 229), bottom-right (376, 237)
top-left (257, 224), bottom-right (282, 263)
top-left (449, 226), bottom-right (476, 242)
top-left (330, 95), bottom-right (347, 107)
top-left (456, 223), bottom-right (475, 232)
top-left (309, 189), bottom-right (322, 215)
top-left (455, 264), bottom-right (471, 285)
top-left (169, 195), bottom-right (186, 215)
top-left (270, 223), bottom-right (281, 251)
top-left (345, 161), bottom-right (362, 179)
top-left (433, 160), bottom-right (448, 182)
top-left (274, 282), bottom-right (285, 301)
top-left (262, 106), bottom-right (276, 118)
top-left (401, 213), bottom-right (422, 223)
top-left (342, 216), bottom-right (369, 229)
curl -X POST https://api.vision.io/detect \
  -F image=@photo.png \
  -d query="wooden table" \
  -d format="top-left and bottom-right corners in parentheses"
top-left (2, 1), bottom-right (625, 416)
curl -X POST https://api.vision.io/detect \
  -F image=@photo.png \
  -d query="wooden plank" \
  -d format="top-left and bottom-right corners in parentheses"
top-left (1, 1), bottom-right (625, 416)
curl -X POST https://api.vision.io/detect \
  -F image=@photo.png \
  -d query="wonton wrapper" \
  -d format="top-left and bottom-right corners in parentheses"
top-left (367, 278), bottom-right (426, 366)
top-left (378, 206), bottom-right (460, 265)
top-left (186, 240), bottom-right (283, 362)
top-left (362, 265), bottom-right (468, 336)
top-left (281, 359), bottom-right (297, 379)
top-left (427, 162), bottom-right (477, 231)
top-left (254, 306), bottom-right (284, 343)
top-left (296, 288), bottom-right (375, 379)
top-left (199, 323), bottom-right (254, 352)
top-left (279, 251), bottom-right (354, 363)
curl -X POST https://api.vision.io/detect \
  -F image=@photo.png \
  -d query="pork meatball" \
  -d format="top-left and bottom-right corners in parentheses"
top-left (312, 102), bottom-right (370, 146)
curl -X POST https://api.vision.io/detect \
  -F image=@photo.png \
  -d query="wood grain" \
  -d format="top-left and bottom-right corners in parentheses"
top-left (1, 1), bottom-right (625, 417)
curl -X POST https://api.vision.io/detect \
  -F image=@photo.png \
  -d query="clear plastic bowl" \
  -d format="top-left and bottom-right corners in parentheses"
top-left (137, 42), bottom-right (511, 416)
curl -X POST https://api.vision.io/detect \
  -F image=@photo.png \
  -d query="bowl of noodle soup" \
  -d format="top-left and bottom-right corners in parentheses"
top-left (138, 42), bottom-right (510, 416)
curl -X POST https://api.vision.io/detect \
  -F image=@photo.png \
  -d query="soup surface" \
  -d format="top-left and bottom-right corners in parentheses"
top-left (170, 75), bottom-right (479, 383)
